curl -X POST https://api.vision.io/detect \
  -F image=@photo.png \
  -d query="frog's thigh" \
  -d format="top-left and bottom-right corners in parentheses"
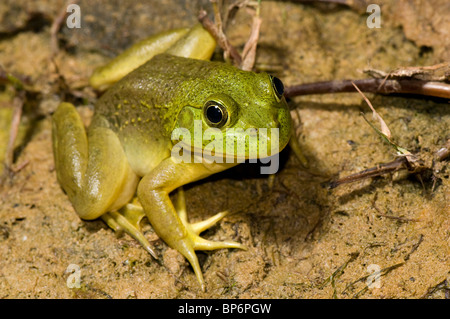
top-left (52, 102), bottom-right (88, 199)
top-left (79, 126), bottom-right (138, 219)
top-left (52, 103), bottom-right (138, 220)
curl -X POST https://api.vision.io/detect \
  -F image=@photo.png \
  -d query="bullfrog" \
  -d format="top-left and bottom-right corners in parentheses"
top-left (52, 23), bottom-right (294, 291)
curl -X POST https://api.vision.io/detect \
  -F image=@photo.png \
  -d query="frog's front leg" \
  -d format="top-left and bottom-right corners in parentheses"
top-left (52, 102), bottom-right (156, 258)
top-left (137, 157), bottom-right (246, 291)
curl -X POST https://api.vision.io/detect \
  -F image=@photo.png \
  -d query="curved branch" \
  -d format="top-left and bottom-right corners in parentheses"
top-left (285, 79), bottom-right (450, 99)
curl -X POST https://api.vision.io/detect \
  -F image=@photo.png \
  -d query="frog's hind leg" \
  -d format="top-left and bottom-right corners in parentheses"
top-left (89, 23), bottom-right (217, 90)
top-left (52, 103), bottom-right (157, 258)
top-left (52, 102), bottom-right (138, 219)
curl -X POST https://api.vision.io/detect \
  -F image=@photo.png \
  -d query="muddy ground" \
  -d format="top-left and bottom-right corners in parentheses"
top-left (0, 0), bottom-right (448, 298)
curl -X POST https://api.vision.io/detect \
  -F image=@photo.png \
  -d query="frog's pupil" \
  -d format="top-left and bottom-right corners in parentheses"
top-left (206, 105), bottom-right (223, 124)
top-left (271, 76), bottom-right (284, 98)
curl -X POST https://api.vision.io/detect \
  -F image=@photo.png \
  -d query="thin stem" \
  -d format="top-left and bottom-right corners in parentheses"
top-left (285, 79), bottom-right (450, 99)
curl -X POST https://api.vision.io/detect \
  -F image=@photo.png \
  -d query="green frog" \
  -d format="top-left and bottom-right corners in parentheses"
top-left (52, 23), bottom-right (294, 291)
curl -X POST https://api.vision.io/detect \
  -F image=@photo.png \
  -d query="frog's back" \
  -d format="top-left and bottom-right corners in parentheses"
top-left (93, 54), bottom-right (223, 176)
top-left (94, 53), bottom-right (263, 176)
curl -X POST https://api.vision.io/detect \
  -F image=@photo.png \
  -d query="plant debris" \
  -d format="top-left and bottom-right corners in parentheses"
top-left (198, 0), bottom-right (262, 71)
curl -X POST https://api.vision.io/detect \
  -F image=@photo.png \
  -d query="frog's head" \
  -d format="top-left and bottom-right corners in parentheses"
top-left (172, 61), bottom-right (291, 163)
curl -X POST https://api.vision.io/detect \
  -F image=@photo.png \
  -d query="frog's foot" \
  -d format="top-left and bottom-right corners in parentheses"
top-left (172, 188), bottom-right (246, 291)
top-left (102, 203), bottom-right (158, 260)
top-left (175, 188), bottom-right (246, 251)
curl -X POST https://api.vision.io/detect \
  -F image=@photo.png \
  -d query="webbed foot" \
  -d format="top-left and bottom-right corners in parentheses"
top-left (172, 188), bottom-right (246, 291)
top-left (175, 188), bottom-right (246, 252)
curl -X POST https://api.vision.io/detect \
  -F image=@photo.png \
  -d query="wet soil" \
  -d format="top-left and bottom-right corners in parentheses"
top-left (0, 0), bottom-right (448, 298)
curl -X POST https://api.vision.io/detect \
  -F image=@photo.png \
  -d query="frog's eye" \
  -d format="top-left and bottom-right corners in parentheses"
top-left (203, 100), bottom-right (229, 128)
top-left (270, 75), bottom-right (285, 101)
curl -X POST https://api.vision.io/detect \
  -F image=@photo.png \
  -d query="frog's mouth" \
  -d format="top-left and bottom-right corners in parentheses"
top-left (170, 127), bottom-right (288, 164)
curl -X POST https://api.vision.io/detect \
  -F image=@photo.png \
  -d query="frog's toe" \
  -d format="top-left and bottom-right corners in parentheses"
top-left (191, 234), bottom-right (247, 251)
top-left (179, 213), bottom-right (246, 292)
top-left (190, 211), bottom-right (228, 235)
top-left (185, 211), bottom-right (228, 235)
top-left (175, 188), bottom-right (246, 250)
top-left (172, 188), bottom-right (246, 290)
top-left (102, 203), bottom-right (158, 259)
top-left (183, 211), bottom-right (247, 250)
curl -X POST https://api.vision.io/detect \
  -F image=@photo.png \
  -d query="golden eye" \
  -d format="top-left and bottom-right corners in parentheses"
top-left (270, 75), bottom-right (285, 100)
top-left (203, 100), bottom-right (228, 128)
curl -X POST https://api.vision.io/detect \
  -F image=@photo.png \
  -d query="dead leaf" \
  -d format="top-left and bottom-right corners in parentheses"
top-left (364, 62), bottom-right (450, 82)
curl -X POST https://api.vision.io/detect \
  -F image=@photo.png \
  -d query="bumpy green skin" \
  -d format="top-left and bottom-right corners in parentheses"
top-left (96, 53), bottom-right (291, 174)
top-left (53, 29), bottom-right (292, 290)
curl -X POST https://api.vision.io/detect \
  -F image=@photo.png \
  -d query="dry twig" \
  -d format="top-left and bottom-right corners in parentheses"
top-left (198, 0), bottom-right (262, 71)
top-left (285, 78), bottom-right (450, 99)
top-left (328, 83), bottom-right (449, 189)
top-left (198, 9), bottom-right (242, 67)
top-left (319, 252), bottom-right (359, 298)
top-left (421, 276), bottom-right (450, 299)
top-left (344, 262), bottom-right (405, 298)
top-left (240, 3), bottom-right (261, 71)
top-left (4, 94), bottom-right (25, 172)
top-left (329, 140), bottom-right (449, 189)
top-left (50, 0), bottom-right (78, 57)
